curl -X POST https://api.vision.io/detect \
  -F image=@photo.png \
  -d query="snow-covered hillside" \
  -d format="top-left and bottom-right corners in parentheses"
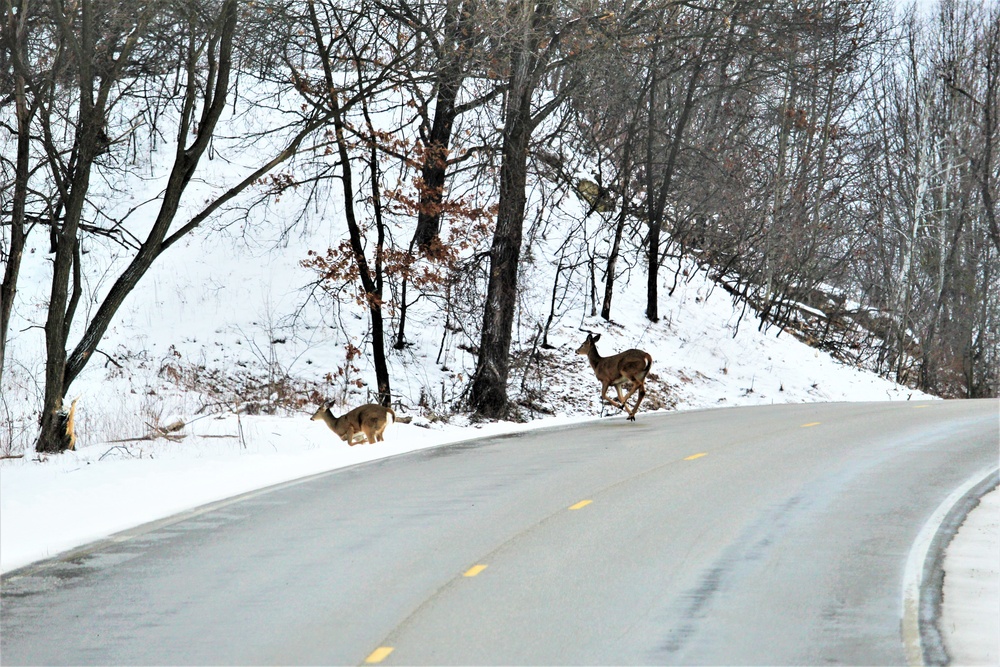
top-left (1, 205), bottom-right (927, 456)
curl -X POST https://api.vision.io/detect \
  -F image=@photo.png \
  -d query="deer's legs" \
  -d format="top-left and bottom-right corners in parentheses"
top-left (614, 384), bottom-right (629, 409)
top-left (608, 378), bottom-right (647, 421)
top-left (625, 386), bottom-right (646, 421)
top-left (602, 384), bottom-right (625, 409)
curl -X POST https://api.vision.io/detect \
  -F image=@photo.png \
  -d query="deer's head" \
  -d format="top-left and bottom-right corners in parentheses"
top-left (576, 332), bottom-right (601, 355)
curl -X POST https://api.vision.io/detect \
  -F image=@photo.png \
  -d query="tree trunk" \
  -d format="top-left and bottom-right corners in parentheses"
top-left (397, 0), bottom-right (481, 348)
top-left (37, 61), bottom-right (103, 453)
top-left (601, 203), bottom-right (626, 321)
top-left (979, 11), bottom-right (1000, 253)
top-left (601, 115), bottom-right (637, 322)
top-left (643, 40), bottom-right (661, 323)
top-left (363, 97), bottom-right (393, 406)
top-left (646, 218), bottom-right (661, 321)
top-left (414, 106), bottom-right (457, 252)
top-left (468, 93), bottom-right (533, 417)
top-left (37, 161), bottom-right (94, 453)
top-left (0, 9), bottom-right (32, 384)
top-left (412, 0), bottom-right (479, 252)
top-left (645, 52), bottom-right (701, 323)
top-left (469, 0), bottom-right (551, 419)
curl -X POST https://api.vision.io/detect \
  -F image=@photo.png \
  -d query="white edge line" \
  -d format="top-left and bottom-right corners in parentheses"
top-left (901, 466), bottom-right (999, 666)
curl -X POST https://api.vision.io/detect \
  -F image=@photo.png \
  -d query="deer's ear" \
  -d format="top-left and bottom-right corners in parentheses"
top-left (592, 333), bottom-right (601, 343)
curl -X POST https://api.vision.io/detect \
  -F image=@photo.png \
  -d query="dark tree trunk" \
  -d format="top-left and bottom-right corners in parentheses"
top-left (37, 159), bottom-right (93, 453)
top-left (37, 62), bottom-right (102, 452)
top-left (646, 222), bottom-right (661, 321)
top-left (394, 238), bottom-right (415, 351)
top-left (602, 118), bottom-right (637, 322)
top-left (397, 1), bottom-right (482, 349)
top-left (413, 74), bottom-right (461, 252)
top-left (395, 70), bottom-right (461, 350)
top-left (411, 0), bottom-right (480, 253)
top-left (469, 0), bottom-right (552, 419)
top-left (363, 97), bottom-right (392, 406)
top-left (980, 11), bottom-right (1000, 253)
top-left (645, 54), bottom-right (702, 323)
top-left (644, 46), bottom-right (661, 323)
top-left (468, 94), bottom-right (533, 418)
top-left (1, 10), bottom-right (32, 384)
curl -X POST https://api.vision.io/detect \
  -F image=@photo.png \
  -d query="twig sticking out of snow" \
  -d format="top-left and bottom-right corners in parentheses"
top-left (106, 419), bottom-right (187, 444)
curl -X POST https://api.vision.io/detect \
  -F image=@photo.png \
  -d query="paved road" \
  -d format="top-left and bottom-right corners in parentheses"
top-left (2, 400), bottom-right (997, 665)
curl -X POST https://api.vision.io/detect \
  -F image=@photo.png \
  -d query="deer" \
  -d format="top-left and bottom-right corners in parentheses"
top-left (311, 403), bottom-right (396, 445)
top-left (576, 332), bottom-right (652, 421)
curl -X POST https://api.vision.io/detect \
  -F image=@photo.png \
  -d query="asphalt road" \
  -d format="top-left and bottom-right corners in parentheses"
top-left (2, 400), bottom-right (997, 665)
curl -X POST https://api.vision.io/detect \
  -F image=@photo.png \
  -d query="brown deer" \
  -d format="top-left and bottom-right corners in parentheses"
top-left (311, 403), bottom-right (396, 445)
top-left (576, 333), bottom-right (652, 421)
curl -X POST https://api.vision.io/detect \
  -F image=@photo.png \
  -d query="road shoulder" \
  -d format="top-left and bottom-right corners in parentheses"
top-left (941, 484), bottom-right (1000, 666)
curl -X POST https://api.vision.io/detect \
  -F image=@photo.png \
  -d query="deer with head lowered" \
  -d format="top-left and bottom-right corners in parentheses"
top-left (311, 403), bottom-right (396, 445)
top-left (576, 333), bottom-right (652, 421)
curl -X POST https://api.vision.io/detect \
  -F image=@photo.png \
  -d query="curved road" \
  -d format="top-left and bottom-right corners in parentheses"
top-left (2, 400), bottom-right (997, 665)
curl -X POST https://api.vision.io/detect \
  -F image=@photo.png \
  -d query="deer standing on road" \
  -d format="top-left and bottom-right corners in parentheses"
top-left (576, 333), bottom-right (652, 421)
top-left (311, 403), bottom-right (396, 445)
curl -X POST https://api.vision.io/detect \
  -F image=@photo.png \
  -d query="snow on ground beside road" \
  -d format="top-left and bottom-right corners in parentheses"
top-left (0, 412), bottom-right (597, 574)
top-left (941, 485), bottom-right (1000, 666)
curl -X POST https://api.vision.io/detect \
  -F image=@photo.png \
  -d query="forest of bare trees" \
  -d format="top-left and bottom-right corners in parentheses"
top-left (2, 0), bottom-right (997, 452)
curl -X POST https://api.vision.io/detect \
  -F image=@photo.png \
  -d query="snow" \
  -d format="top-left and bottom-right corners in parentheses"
top-left (941, 486), bottom-right (1000, 666)
top-left (0, 412), bottom-right (599, 573)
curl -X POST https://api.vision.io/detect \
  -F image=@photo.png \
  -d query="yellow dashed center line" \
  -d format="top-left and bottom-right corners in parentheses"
top-left (568, 499), bottom-right (593, 510)
top-left (463, 564), bottom-right (488, 577)
top-left (684, 452), bottom-right (708, 460)
top-left (365, 647), bottom-right (394, 664)
top-left (914, 405), bottom-right (930, 409)
top-left (801, 422), bottom-right (822, 428)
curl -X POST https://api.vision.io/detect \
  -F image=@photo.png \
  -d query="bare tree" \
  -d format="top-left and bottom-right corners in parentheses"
top-left (0, 0), bottom-right (38, 383)
top-left (26, 0), bottom-right (180, 452)
top-left (972, 1), bottom-right (1000, 254)
top-left (298, 0), bottom-right (416, 406)
top-left (853, 0), bottom-right (997, 397)
top-left (12, 0), bottom-right (330, 451)
top-left (381, 0), bottom-right (494, 253)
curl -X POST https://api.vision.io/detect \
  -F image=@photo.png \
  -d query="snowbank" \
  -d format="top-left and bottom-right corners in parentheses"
top-left (941, 486), bottom-right (1000, 665)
